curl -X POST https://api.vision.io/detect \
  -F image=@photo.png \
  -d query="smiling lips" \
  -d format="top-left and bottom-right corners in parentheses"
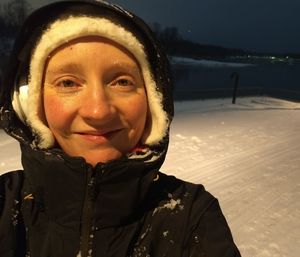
top-left (76, 129), bottom-right (123, 143)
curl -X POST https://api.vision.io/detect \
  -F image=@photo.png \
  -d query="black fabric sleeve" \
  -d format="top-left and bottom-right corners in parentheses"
top-left (183, 189), bottom-right (241, 257)
top-left (0, 171), bottom-right (26, 257)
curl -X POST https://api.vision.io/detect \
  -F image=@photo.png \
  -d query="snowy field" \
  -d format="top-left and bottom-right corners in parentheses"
top-left (1, 96), bottom-right (300, 257)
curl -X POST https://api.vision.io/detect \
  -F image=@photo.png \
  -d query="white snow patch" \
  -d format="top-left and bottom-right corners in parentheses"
top-left (140, 225), bottom-right (152, 241)
top-left (163, 230), bottom-right (169, 237)
top-left (152, 198), bottom-right (182, 216)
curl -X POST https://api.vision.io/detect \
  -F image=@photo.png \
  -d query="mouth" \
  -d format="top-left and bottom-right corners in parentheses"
top-left (75, 129), bottom-right (123, 143)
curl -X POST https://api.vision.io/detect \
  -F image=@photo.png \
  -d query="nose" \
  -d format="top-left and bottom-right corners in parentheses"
top-left (79, 85), bottom-right (117, 124)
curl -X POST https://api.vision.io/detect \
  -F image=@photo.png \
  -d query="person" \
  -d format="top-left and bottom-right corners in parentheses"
top-left (0, 1), bottom-right (241, 256)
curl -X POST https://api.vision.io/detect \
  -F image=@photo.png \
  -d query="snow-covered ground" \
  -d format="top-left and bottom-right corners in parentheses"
top-left (1, 96), bottom-right (300, 257)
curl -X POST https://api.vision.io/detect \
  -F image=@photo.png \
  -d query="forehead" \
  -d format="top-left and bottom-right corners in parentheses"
top-left (45, 35), bottom-right (141, 72)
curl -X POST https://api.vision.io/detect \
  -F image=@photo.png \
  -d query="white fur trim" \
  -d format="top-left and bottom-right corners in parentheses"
top-left (12, 85), bottom-right (28, 123)
top-left (14, 16), bottom-right (169, 148)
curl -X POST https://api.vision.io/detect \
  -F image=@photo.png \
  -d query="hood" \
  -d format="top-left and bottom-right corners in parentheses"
top-left (0, 0), bottom-right (173, 164)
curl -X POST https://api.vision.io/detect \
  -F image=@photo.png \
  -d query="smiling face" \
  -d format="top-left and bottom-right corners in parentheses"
top-left (43, 36), bottom-right (148, 166)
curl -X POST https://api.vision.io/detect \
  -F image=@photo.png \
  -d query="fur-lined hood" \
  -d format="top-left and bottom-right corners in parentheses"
top-left (0, 0), bottom-right (173, 162)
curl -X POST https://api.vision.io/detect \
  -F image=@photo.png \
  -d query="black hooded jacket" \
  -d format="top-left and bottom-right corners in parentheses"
top-left (0, 1), bottom-right (241, 256)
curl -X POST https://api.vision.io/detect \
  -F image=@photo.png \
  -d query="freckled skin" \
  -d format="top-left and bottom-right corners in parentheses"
top-left (43, 36), bottom-right (148, 166)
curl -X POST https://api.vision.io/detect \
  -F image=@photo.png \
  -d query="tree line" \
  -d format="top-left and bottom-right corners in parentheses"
top-left (0, 1), bottom-right (247, 63)
top-left (149, 22), bottom-right (248, 59)
top-left (149, 22), bottom-right (300, 60)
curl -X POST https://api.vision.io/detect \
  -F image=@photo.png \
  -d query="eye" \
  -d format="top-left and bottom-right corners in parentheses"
top-left (109, 76), bottom-right (137, 92)
top-left (59, 79), bottom-right (78, 88)
top-left (49, 77), bottom-right (83, 93)
top-left (115, 78), bottom-right (134, 87)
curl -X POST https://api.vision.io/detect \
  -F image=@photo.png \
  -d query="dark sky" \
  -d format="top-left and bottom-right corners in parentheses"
top-left (11, 0), bottom-right (300, 53)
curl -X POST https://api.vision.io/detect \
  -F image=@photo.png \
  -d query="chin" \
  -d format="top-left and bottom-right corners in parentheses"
top-left (83, 150), bottom-right (123, 166)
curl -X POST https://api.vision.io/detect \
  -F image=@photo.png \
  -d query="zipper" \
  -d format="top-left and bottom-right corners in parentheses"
top-left (80, 165), bottom-right (96, 257)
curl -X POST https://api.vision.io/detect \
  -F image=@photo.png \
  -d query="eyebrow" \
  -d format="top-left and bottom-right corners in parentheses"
top-left (46, 63), bottom-right (82, 75)
top-left (109, 61), bottom-right (142, 74)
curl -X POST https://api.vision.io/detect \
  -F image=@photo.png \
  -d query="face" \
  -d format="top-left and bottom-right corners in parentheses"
top-left (43, 36), bottom-right (148, 166)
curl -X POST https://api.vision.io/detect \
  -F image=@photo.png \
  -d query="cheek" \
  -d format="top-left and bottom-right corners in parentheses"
top-left (43, 94), bottom-right (73, 132)
top-left (127, 94), bottom-right (148, 129)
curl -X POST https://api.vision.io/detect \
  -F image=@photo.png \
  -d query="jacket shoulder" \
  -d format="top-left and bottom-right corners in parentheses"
top-left (156, 174), bottom-right (241, 256)
top-left (0, 170), bottom-right (26, 257)
top-left (156, 173), bottom-right (217, 218)
top-left (0, 170), bottom-right (24, 208)
top-left (183, 182), bottom-right (241, 257)
top-left (0, 170), bottom-right (24, 205)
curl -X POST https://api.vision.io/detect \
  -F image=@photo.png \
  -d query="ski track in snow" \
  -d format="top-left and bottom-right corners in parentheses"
top-left (1, 96), bottom-right (300, 257)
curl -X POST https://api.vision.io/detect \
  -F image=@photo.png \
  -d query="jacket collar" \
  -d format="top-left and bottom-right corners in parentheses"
top-left (20, 144), bottom-right (164, 228)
